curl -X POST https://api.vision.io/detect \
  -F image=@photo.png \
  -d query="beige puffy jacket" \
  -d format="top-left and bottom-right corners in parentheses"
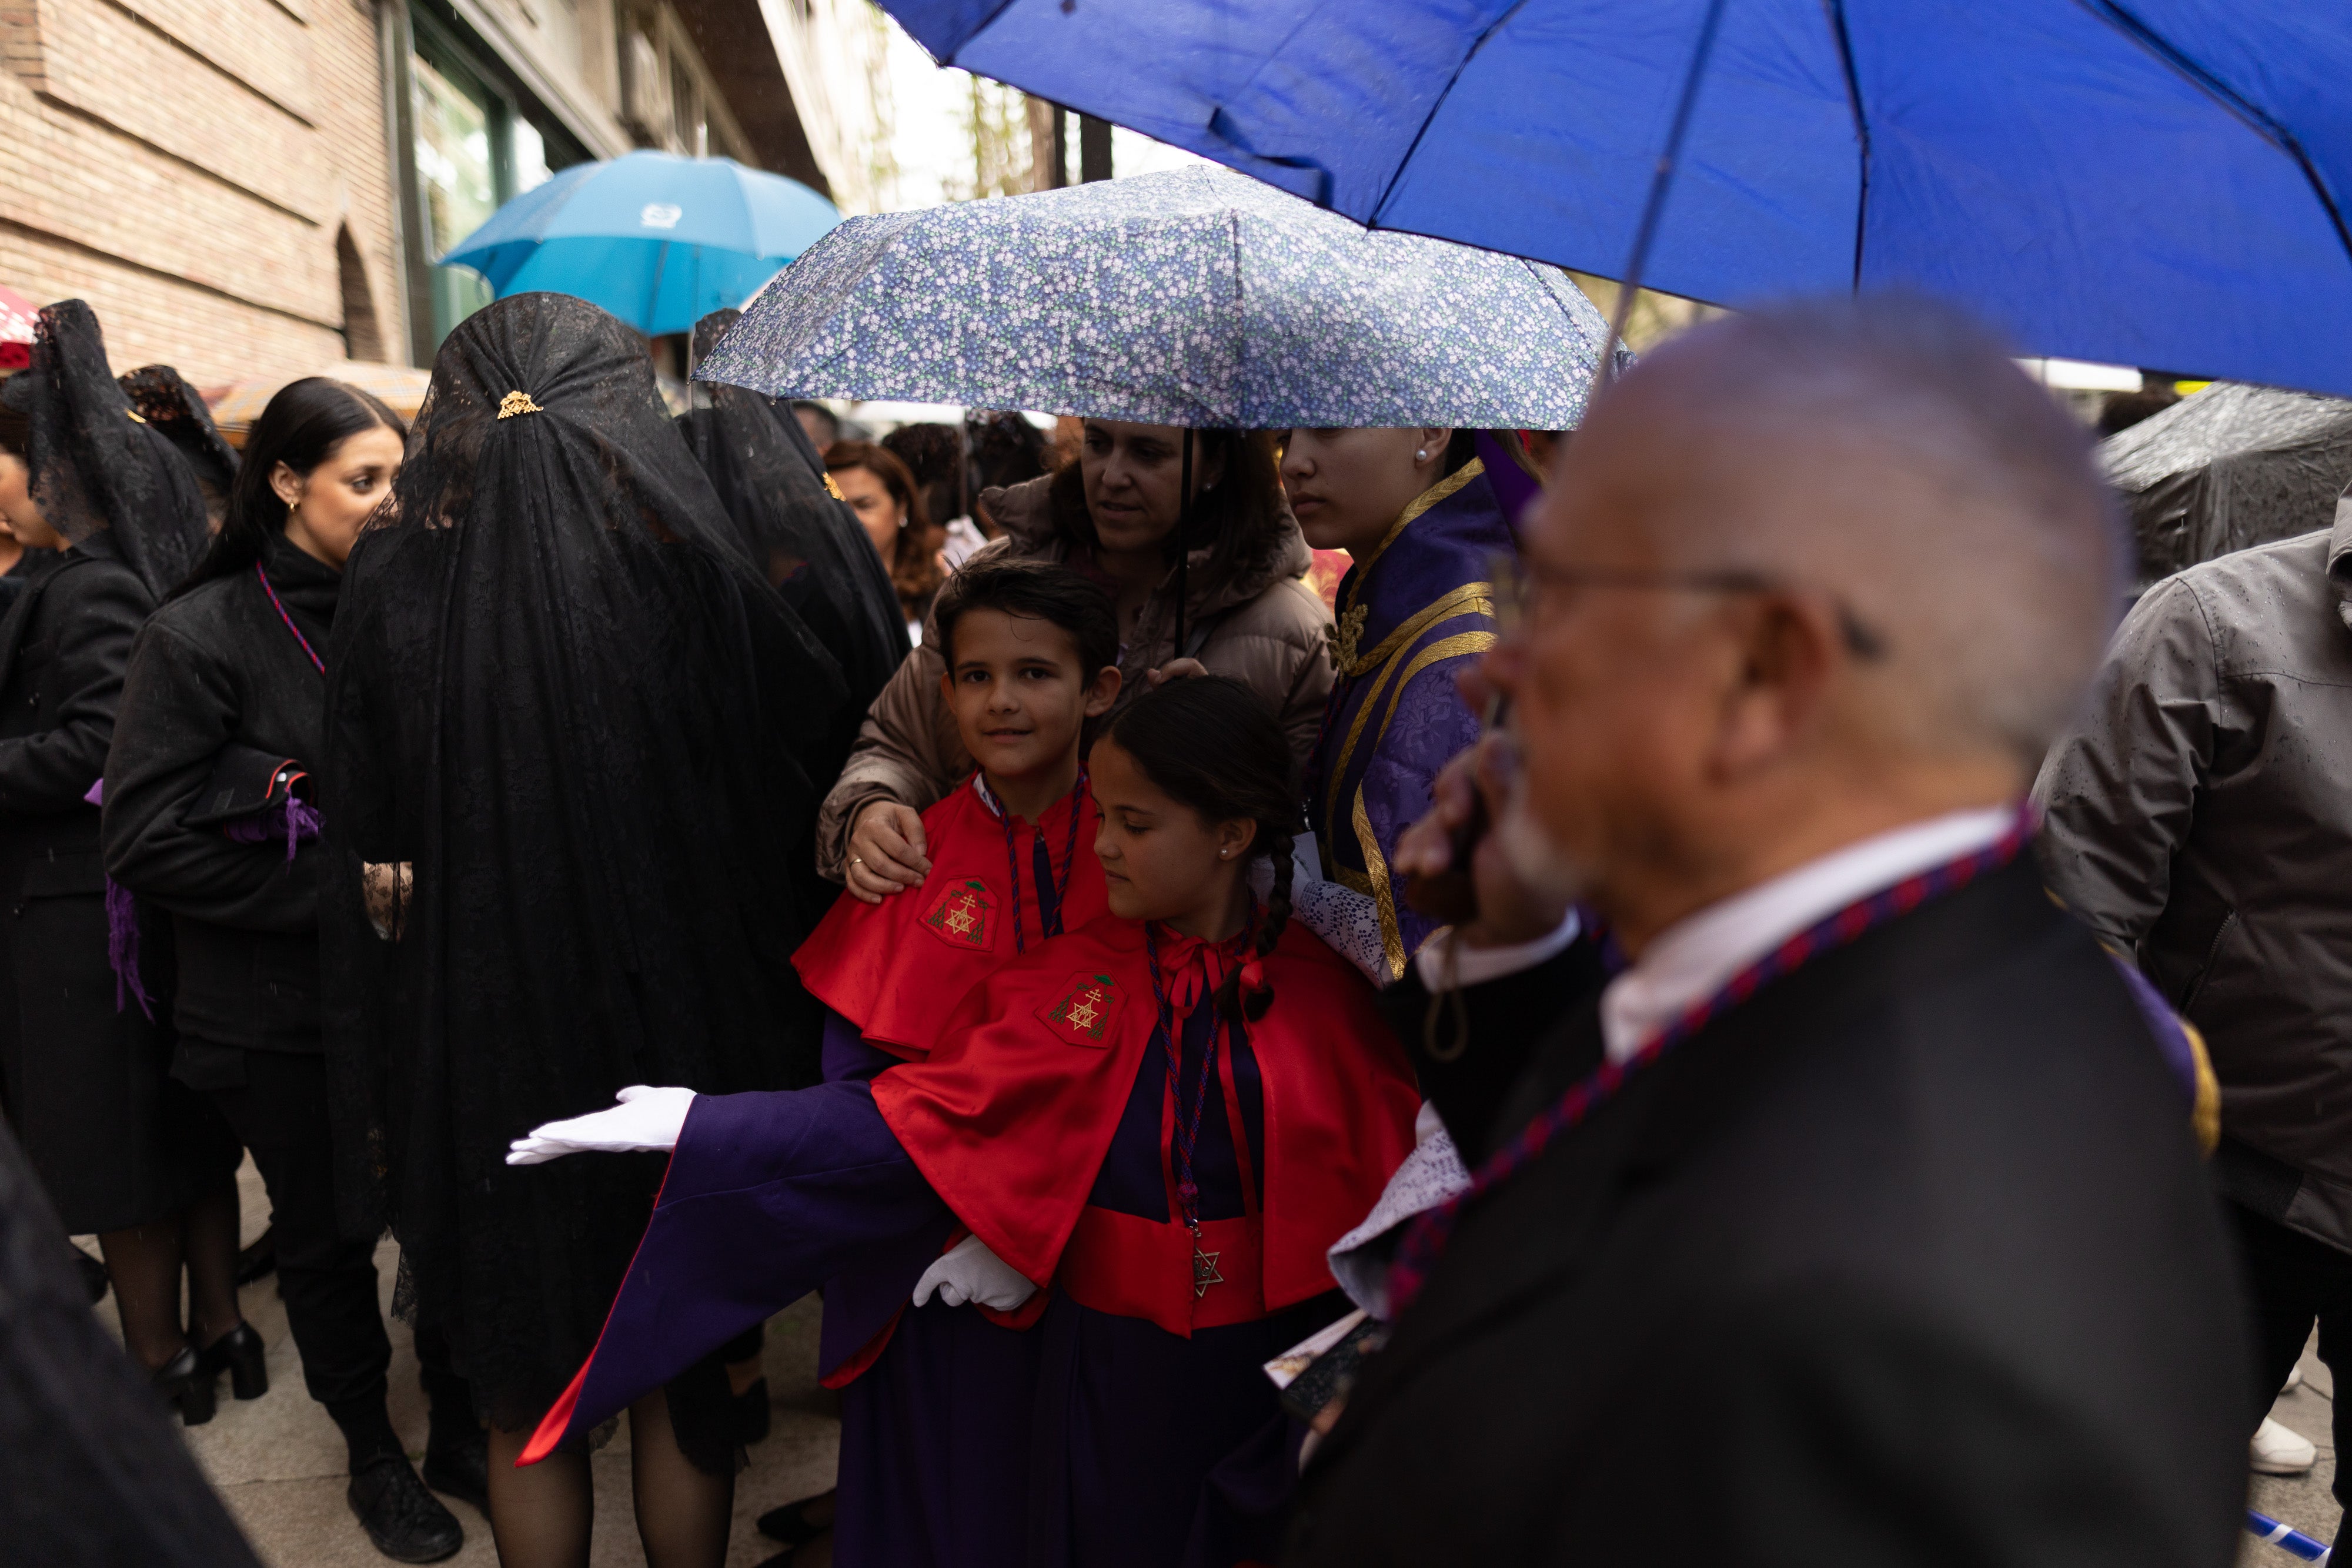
top-left (815, 469), bottom-right (1334, 880)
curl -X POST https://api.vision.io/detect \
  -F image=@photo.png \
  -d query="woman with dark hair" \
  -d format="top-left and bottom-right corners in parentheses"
top-left (827, 439), bottom-right (944, 642)
top-left (507, 675), bottom-right (1418, 1568)
top-left (319, 292), bottom-right (847, 1568)
top-left (823, 419), bottom-right (1333, 907)
top-left (0, 300), bottom-right (245, 1427)
top-left (103, 375), bottom-right (480, 1560)
top-left (1277, 426), bottom-right (1518, 985)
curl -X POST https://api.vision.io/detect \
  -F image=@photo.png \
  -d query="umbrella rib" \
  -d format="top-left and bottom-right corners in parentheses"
top-left (1820, 0), bottom-right (1872, 293)
top-left (1367, 1), bottom-right (1531, 229)
top-left (2078, 0), bottom-right (2352, 273)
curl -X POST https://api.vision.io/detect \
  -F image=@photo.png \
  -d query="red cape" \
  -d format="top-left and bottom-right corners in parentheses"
top-left (872, 915), bottom-right (1421, 1334)
top-left (794, 774), bottom-right (1107, 1058)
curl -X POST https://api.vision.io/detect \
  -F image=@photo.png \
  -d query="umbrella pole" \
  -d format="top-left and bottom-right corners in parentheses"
top-left (1588, 0), bottom-right (1730, 402)
top-left (1173, 429), bottom-right (1193, 660)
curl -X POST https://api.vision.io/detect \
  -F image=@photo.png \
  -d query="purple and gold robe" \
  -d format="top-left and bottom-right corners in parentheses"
top-left (1307, 458), bottom-right (1514, 979)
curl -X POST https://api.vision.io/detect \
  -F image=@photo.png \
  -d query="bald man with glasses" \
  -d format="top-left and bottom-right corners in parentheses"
top-left (1283, 299), bottom-right (2249, 1568)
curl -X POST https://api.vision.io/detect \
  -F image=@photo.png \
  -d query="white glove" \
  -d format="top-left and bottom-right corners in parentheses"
top-left (506, 1085), bottom-right (697, 1165)
top-left (911, 1232), bottom-right (1038, 1312)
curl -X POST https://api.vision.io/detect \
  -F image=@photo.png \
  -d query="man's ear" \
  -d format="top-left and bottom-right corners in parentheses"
top-left (1710, 593), bottom-right (1838, 781)
top-left (1084, 665), bottom-right (1123, 718)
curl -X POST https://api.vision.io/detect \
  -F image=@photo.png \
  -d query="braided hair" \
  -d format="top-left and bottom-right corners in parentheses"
top-left (1104, 676), bottom-right (1300, 1021)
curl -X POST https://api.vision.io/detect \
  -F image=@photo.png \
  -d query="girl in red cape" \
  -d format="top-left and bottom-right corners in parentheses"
top-left (509, 677), bottom-right (1421, 1568)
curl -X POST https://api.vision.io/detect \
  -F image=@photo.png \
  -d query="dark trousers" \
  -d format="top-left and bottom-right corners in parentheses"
top-left (2229, 1201), bottom-right (2352, 1514)
top-left (197, 1044), bottom-right (465, 1423)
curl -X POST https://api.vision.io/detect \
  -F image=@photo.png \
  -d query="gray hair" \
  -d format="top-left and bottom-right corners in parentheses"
top-left (1631, 295), bottom-right (2126, 768)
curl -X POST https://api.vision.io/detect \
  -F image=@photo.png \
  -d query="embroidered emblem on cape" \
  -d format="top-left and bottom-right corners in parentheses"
top-left (1038, 971), bottom-right (1123, 1047)
top-left (922, 878), bottom-right (994, 951)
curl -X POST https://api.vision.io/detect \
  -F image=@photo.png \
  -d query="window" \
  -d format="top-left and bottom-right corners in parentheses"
top-left (409, 14), bottom-right (579, 348)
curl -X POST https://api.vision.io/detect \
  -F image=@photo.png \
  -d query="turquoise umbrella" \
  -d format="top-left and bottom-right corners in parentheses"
top-left (439, 151), bottom-right (840, 337)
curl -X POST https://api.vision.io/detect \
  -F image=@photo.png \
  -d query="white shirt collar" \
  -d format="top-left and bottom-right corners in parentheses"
top-left (1598, 805), bottom-right (2017, 1065)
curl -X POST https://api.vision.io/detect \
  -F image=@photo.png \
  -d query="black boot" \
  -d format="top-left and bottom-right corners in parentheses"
top-left (346, 1455), bottom-right (463, 1563)
top-left (151, 1345), bottom-right (217, 1427)
top-left (198, 1322), bottom-right (269, 1401)
top-left (420, 1423), bottom-right (489, 1516)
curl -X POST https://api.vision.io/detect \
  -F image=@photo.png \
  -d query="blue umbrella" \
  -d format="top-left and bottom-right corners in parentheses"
top-left (879, 1), bottom-right (2352, 399)
top-left (440, 150), bottom-right (840, 337)
top-left (700, 163), bottom-right (1616, 428)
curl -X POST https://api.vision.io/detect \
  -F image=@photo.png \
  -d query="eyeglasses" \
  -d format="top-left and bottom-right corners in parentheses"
top-left (1498, 552), bottom-right (1890, 661)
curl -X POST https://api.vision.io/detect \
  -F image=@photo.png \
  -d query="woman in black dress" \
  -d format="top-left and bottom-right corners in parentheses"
top-left (320, 293), bottom-right (849, 1567)
top-left (105, 377), bottom-right (478, 1561)
top-left (0, 300), bottom-right (244, 1423)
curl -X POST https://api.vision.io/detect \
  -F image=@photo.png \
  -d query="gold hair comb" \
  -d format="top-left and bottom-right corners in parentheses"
top-left (823, 472), bottom-right (846, 502)
top-left (497, 390), bottom-right (544, 419)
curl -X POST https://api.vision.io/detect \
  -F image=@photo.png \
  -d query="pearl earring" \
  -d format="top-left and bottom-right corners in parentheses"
top-left (1415, 449), bottom-right (1428, 461)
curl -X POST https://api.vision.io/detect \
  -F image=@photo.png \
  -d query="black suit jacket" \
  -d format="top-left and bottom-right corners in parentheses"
top-left (1290, 858), bottom-right (2249, 1567)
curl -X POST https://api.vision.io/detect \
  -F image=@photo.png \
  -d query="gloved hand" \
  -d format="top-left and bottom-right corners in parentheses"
top-left (911, 1232), bottom-right (1037, 1312)
top-left (506, 1085), bottom-right (697, 1165)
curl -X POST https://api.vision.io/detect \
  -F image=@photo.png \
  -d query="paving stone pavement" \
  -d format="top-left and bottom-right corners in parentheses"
top-left (84, 1160), bottom-right (2343, 1567)
top-left (82, 1156), bottom-right (841, 1567)
top-left (2240, 1337), bottom-right (2337, 1568)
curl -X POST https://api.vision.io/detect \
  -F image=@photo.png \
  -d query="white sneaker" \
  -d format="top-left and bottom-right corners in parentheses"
top-left (2283, 1363), bottom-right (2305, 1395)
top-left (2252, 1416), bottom-right (2318, 1476)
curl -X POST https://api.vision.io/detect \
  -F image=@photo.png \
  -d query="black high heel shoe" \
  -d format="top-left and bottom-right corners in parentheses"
top-left (152, 1346), bottom-right (217, 1426)
top-left (199, 1322), bottom-right (268, 1401)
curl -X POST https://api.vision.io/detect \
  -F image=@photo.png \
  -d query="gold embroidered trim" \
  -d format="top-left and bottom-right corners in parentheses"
top-left (1345, 456), bottom-right (1484, 590)
top-left (824, 472), bottom-right (846, 502)
top-left (1347, 581), bottom-right (1493, 681)
top-left (1347, 628), bottom-right (1498, 978)
top-left (1319, 583), bottom-right (1497, 846)
top-left (497, 390), bottom-right (545, 419)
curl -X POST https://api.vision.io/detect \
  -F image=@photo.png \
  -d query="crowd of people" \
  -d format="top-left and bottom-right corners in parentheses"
top-left (0, 272), bottom-right (2332, 1568)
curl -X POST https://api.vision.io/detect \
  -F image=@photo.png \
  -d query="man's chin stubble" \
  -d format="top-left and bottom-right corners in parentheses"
top-left (1498, 784), bottom-right (1591, 908)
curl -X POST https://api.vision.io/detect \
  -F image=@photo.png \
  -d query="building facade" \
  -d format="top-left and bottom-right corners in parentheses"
top-left (0, 0), bottom-right (825, 385)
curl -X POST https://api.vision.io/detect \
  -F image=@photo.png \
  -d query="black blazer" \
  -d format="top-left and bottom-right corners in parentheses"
top-left (1289, 858), bottom-right (2250, 1568)
top-left (101, 537), bottom-right (337, 1051)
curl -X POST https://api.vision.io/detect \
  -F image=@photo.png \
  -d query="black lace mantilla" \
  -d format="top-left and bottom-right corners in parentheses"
top-left (320, 291), bottom-right (848, 1427)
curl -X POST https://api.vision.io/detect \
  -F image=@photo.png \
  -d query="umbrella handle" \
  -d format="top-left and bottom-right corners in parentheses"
top-left (1173, 429), bottom-right (1192, 658)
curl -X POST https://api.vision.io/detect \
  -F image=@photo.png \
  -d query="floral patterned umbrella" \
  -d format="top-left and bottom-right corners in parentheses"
top-left (700, 165), bottom-right (1616, 429)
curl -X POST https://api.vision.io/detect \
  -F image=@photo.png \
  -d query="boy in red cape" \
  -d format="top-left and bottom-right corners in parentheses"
top-left (779, 558), bottom-right (1121, 1560)
top-left (509, 678), bottom-right (1419, 1568)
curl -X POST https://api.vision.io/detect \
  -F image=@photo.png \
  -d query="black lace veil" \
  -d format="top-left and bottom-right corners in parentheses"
top-left (0, 301), bottom-right (208, 598)
top-left (678, 308), bottom-right (907, 710)
top-left (320, 292), bottom-right (848, 1425)
top-left (119, 365), bottom-right (239, 529)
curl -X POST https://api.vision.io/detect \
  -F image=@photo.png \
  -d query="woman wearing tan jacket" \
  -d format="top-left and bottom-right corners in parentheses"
top-left (823, 419), bottom-right (1332, 900)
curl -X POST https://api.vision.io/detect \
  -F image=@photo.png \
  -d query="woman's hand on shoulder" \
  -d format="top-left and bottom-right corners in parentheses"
top-left (1145, 658), bottom-right (1208, 687)
top-left (847, 799), bottom-right (930, 902)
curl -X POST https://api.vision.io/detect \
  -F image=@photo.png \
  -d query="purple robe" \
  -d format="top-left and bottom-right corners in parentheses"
top-left (1307, 459), bottom-right (1514, 979)
top-left (539, 995), bottom-right (1334, 1567)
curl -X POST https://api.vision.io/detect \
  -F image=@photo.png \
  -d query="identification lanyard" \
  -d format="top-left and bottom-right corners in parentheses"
top-left (999, 767), bottom-right (1087, 952)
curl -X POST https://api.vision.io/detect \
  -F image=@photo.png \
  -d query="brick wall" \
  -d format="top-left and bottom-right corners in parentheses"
top-left (0, 0), bottom-right (405, 387)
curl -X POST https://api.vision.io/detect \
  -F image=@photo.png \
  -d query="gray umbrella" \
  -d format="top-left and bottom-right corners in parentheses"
top-left (698, 165), bottom-right (1616, 430)
top-left (2103, 385), bottom-right (2352, 586)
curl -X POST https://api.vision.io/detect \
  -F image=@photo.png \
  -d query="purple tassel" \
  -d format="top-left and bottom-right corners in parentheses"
top-left (103, 879), bottom-right (153, 1021)
top-left (223, 795), bottom-right (322, 862)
